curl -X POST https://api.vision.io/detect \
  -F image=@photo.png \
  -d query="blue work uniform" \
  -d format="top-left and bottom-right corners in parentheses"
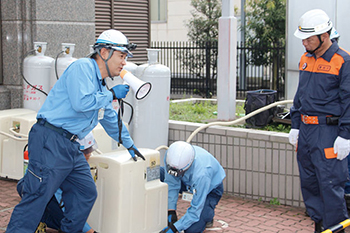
top-left (7, 58), bottom-right (134, 232)
top-left (16, 181), bottom-right (92, 233)
top-left (44, 189), bottom-right (93, 233)
top-left (164, 146), bottom-right (226, 233)
top-left (290, 41), bottom-right (350, 229)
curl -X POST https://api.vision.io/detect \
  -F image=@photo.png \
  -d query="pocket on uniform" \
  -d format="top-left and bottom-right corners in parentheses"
top-left (324, 147), bottom-right (337, 159)
top-left (22, 160), bottom-right (49, 195)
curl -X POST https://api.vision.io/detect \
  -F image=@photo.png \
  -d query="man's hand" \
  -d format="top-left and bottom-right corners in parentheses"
top-left (159, 223), bottom-right (178, 233)
top-left (168, 210), bottom-right (177, 225)
top-left (333, 136), bottom-right (350, 160)
top-left (128, 144), bottom-right (146, 161)
top-left (110, 84), bottom-right (129, 99)
top-left (288, 129), bottom-right (299, 147)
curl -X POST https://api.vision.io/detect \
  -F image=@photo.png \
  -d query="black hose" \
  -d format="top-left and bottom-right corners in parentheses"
top-left (123, 100), bottom-right (134, 125)
top-left (55, 51), bottom-right (65, 80)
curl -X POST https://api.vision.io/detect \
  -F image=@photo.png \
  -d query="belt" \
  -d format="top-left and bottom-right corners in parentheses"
top-left (37, 119), bottom-right (78, 142)
top-left (301, 114), bottom-right (319, 124)
top-left (301, 114), bottom-right (339, 125)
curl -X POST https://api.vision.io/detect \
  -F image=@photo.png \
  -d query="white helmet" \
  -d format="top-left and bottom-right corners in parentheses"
top-left (94, 29), bottom-right (136, 57)
top-left (166, 141), bottom-right (195, 177)
top-left (330, 27), bottom-right (340, 40)
top-left (294, 9), bottom-right (333, 40)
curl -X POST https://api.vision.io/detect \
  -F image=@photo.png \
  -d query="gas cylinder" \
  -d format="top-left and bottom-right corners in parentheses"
top-left (131, 49), bottom-right (171, 151)
top-left (50, 43), bottom-right (77, 90)
top-left (23, 42), bottom-right (54, 112)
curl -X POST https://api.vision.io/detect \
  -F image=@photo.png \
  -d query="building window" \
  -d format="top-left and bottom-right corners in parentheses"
top-left (151, 0), bottom-right (167, 22)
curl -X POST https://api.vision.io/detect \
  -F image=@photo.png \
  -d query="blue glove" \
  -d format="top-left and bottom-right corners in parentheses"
top-left (159, 224), bottom-right (178, 233)
top-left (110, 84), bottom-right (129, 99)
top-left (128, 144), bottom-right (146, 161)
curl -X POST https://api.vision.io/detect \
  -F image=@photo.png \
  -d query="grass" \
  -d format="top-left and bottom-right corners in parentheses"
top-left (169, 100), bottom-right (218, 123)
top-left (169, 100), bottom-right (291, 133)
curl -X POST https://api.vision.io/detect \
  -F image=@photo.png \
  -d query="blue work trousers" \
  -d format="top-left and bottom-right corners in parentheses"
top-left (6, 122), bottom-right (97, 233)
top-left (297, 123), bottom-right (349, 229)
top-left (184, 182), bottom-right (223, 233)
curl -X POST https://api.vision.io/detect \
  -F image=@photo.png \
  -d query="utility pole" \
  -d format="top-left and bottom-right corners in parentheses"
top-left (239, 0), bottom-right (246, 90)
top-left (217, 0), bottom-right (237, 120)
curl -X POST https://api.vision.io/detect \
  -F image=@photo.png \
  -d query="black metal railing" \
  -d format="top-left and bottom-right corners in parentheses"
top-left (151, 41), bottom-right (285, 100)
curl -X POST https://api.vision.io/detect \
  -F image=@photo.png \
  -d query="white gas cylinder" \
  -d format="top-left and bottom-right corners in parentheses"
top-left (49, 43), bottom-right (77, 90)
top-left (131, 49), bottom-right (171, 150)
top-left (23, 42), bottom-right (54, 112)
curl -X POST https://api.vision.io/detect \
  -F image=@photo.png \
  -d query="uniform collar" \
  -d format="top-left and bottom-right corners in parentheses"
top-left (90, 58), bottom-right (104, 90)
top-left (90, 58), bottom-right (103, 82)
top-left (306, 40), bottom-right (338, 62)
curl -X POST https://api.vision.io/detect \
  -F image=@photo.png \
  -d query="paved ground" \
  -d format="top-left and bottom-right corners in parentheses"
top-left (0, 177), bottom-right (347, 233)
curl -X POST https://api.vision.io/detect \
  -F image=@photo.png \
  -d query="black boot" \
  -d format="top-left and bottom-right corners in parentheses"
top-left (314, 221), bottom-right (323, 233)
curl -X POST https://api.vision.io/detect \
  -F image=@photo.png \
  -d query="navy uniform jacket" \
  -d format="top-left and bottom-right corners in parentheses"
top-left (290, 41), bottom-right (350, 140)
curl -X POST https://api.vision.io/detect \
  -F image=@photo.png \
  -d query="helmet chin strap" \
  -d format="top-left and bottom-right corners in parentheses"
top-left (97, 48), bottom-right (115, 80)
top-left (307, 35), bottom-right (323, 54)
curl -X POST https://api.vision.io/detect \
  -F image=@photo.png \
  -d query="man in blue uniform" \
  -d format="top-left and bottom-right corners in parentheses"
top-left (6, 29), bottom-right (144, 233)
top-left (289, 9), bottom-right (350, 232)
top-left (160, 141), bottom-right (226, 233)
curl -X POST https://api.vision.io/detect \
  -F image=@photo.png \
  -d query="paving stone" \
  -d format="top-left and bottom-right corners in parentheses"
top-left (1, 178), bottom-right (349, 232)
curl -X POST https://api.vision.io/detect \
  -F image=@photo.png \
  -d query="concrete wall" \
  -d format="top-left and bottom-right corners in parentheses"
top-left (168, 120), bottom-right (304, 207)
top-left (286, 0), bottom-right (350, 101)
top-left (0, 0), bottom-right (95, 110)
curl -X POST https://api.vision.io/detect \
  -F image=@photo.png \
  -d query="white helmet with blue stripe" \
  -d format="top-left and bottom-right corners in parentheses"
top-left (166, 141), bottom-right (195, 177)
top-left (294, 9), bottom-right (332, 40)
top-left (94, 29), bottom-right (136, 57)
top-left (330, 27), bottom-right (340, 40)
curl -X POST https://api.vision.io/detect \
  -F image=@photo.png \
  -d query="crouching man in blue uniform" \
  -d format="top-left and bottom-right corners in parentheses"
top-left (6, 29), bottom-right (144, 233)
top-left (289, 9), bottom-right (350, 232)
top-left (160, 141), bottom-right (226, 233)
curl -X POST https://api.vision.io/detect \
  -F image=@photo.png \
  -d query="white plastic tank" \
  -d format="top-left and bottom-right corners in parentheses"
top-left (87, 148), bottom-right (168, 233)
top-left (23, 42), bottom-right (54, 112)
top-left (1, 112), bottom-right (37, 180)
top-left (0, 108), bottom-right (36, 178)
top-left (49, 43), bottom-right (77, 90)
top-left (131, 49), bottom-right (171, 150)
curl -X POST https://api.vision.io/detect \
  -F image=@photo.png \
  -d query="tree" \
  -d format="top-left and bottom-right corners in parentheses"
top-left (243, 0), bottom-right (286, 90)
top-left (178, 0), bottom-right (221, 97)
top-left (186, 0), bottom-right (221, 42)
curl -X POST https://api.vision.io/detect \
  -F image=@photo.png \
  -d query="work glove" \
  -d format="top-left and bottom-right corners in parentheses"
top-left (159, 223), bottom-right (178, 233)
top-left (168, 210), bottom-right (177, 225)
top-left (288, 129), bottom-right (299, 147)
top-left (333, 136), bottom-right (350, 160)
top-left (128, 144), bottom-right (146, 161)
top-left (110, 84), bottom-right (129, 100)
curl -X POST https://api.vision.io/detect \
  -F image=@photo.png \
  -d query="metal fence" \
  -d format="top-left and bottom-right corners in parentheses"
top-left (151, 41), bottom-right (285, 100)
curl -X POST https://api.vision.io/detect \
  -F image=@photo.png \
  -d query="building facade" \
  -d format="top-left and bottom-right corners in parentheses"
top-left (0, 0), bottom-right (150, 110)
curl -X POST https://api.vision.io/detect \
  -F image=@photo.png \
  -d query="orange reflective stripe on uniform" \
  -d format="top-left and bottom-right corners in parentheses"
top-left (299, 52), bottom-right (345, 75)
